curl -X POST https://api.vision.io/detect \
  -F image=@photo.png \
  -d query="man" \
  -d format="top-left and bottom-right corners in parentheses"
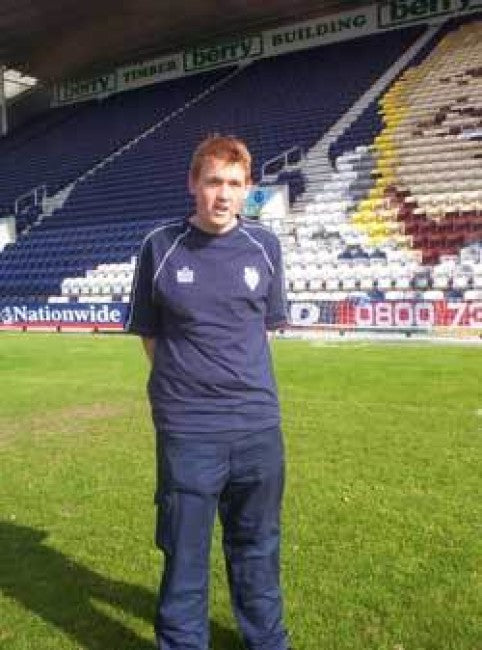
top-left (126, 135), bottom-right (289, 650)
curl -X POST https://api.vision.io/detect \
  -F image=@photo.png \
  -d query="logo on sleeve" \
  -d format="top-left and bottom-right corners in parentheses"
top-left (244, 266), bottom-right (260, 291)
top-left (176, 266), bottom-right (194, 283)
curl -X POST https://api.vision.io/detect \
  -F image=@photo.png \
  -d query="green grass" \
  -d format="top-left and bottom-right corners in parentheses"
top-left (0, 333), bottom-right (481, 649)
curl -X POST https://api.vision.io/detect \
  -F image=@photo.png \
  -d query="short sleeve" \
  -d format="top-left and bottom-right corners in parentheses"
top-left (125, 236), bottom-right (163, 336)
top-left (265, 238), bottom-right (288, 330)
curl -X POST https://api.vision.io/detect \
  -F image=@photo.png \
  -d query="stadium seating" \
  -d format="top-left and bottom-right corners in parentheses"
top-left (0, 68), bottom-right (233, 215)
top-left (0, 14), bottom-right (481, 308)
top-left (291, 14), bottom-right (482, 301)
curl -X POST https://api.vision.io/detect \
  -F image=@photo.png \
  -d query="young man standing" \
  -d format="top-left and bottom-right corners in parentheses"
top-left (126, 135), bottom-right (289, 650)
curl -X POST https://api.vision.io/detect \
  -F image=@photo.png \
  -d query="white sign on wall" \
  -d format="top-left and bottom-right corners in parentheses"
top-left (377, 0), bottom-right (481, 29)
top-left (263, 8), bottom-right (375, 57)
top-left (183, 35), bottom-right (264, 72)
top-left (56, 73), bottom-right (117, 104)
top-left (117, 54), bottom-right (182, 91)
top-left (52, 1), bottom-right (482, 106)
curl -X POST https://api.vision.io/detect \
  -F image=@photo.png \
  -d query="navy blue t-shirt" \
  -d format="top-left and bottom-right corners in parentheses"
top-left (125, 217), bottom-right (288, 437)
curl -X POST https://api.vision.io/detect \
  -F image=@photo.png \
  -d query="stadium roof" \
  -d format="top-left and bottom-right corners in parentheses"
top-left (0, 0), bottom-right (368, 82)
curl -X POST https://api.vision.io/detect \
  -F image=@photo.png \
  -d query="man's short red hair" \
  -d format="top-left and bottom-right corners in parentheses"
top-left (190, 135), bottom-right (252, 182)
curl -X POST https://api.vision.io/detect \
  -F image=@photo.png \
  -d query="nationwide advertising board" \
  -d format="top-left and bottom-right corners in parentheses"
top-left (52, 0), bottom-right (482, 105)
top-left (0, 302), bottom-right (128, 331)
top-left (1, 300), bottom-right (481, 332)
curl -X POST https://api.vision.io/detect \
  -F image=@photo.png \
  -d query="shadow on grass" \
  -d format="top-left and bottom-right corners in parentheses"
top-left (0, 521), bottom-right (243, 649)
top-left (210, 621), bottom-right (245, 650)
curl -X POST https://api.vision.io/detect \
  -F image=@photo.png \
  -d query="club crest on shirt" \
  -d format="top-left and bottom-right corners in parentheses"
top-left (244, 266), bottom-right (259, 291)
top-left (176, 266), bottom-right (194, 283)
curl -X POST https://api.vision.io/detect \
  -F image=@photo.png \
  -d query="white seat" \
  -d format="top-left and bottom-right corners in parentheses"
top-left (79, 279), bottom-right (91, 295)
top-left (432, 273), bottom-right (450, 290)
top-left (377, 274), bottom-right (393, 290)
top-left (308, 277), bottom-right (323, 291)
top-left (393, 274), bottom-right (411, 290)
top-left (325, 277), bottom-right (340, 291)
top-left (423, 290), bottom-right (444, 300)
top-left (341, 276), bottom-right (357, 291)
top-left (360, 276), bottom-right (374, 291)
top-left (452, 275), bottom-right (470, 290)
top-left (61, 278), bottom-right (73, 295)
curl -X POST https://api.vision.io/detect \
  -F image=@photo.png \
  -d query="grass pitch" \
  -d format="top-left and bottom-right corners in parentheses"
top-left (0, 333), bottom-right (481, 649)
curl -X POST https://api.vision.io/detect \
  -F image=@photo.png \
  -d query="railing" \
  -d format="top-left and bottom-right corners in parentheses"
top-left (14, 184), bottom-right (47, 215)
top-left (261, 146), bottom-right (304, 181)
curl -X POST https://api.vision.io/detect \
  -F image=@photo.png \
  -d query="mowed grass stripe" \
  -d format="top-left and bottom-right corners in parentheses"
top-left (0, 333), bottom-right (481, 649)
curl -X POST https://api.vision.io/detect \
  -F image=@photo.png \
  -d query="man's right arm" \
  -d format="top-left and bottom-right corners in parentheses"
top-left (125, 235), bottom-right (163, 347)
top-left (142, 337), bottom-right (155, 365)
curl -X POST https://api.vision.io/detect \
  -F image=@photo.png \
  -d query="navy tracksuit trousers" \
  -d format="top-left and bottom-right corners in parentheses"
top-left (153, 426), bottom-right (288, 650)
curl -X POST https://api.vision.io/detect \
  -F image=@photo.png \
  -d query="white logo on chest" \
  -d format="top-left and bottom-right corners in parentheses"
top-left (244, 266), bottom-right (260, 291)
top-left (176, 266), bottom-right (194, 283)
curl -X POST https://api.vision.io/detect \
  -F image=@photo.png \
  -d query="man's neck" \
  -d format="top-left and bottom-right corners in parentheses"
top-left (189, 214), bottom-right (239, 235)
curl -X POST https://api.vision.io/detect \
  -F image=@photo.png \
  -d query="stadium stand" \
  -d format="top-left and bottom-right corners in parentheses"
top-left (0, 69), bottom-right (231, 215)
top-left (0, 25), bottom-right (427, 300)
top-left (0, 13), bottom-right (481, 327)
top-left (279, 14), bottom-right (482, 306)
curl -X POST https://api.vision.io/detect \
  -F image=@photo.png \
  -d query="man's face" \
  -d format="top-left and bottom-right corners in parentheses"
top-left (189, 156), bottom-right (250, 234)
